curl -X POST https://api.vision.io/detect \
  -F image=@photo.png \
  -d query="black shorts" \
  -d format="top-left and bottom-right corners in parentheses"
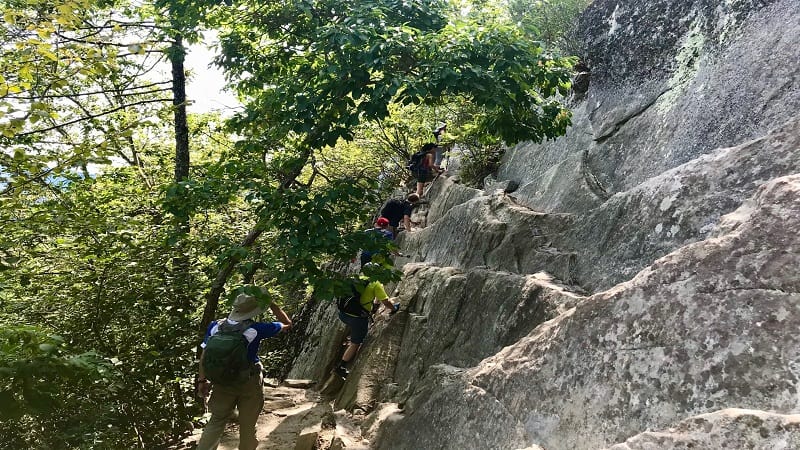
top-left (338, 311), bottom-right (369, 344)
top-left (413, 168), bottom-right (434, 183)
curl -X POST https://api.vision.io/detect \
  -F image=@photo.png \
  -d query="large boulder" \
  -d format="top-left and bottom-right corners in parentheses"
top-left (410, 116), bottom-right (800, 293)
top-left (565, 116), bottom-right (800, 291)
top-left (377, 175), bottom-right (800, 450)
top-left (400, 190), bottom-right (579, 283)
top-left (500, 0), bottom-right (800, 206)
top-left (285, 299), bottom-right (345, 384)
top-left (391, 265), bottom-right (584, 394)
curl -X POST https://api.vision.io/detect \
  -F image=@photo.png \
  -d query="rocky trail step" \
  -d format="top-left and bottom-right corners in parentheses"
top-left (178, 379), bottom-right (345, 450)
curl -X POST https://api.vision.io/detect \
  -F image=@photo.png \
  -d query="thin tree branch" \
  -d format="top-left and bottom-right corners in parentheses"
top-left (14, 98), bottom-right (171, 137)
top-left (8, 82), bottom-right (172, 100)
top-left (53, 31), bottom-right (168, 48)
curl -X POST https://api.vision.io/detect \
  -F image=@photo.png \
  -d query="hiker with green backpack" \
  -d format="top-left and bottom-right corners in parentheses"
top-left (196, 292), bottom-right (292, 450)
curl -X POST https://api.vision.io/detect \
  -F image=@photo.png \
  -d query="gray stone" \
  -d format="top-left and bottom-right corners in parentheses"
top-left (483, 173), bottom-right (496, 189)
top-left (498, 102), bottom-right (603, 214)
top-left (283, 1), bottom-right (800, 449)
top-left (285, 299), bottom-right (347, 383)
top-left (282, 379), bottom-right (315, 389)
top-left (379, 175), bottom-right (800, 450)
top-left (566, 115), bottom-right (800, 291)
top-left (485, 179), bottom-right (520, 194)
top-left (500, 0), bottom-right (800, 204)
top-left (294, 424), bottom-right (321, 450)
top-left (390, 265), bottom-right (583, 393)
top-left (571, 71), bottom-right (590, 101)
top-left (423, 175), bottom-right (483, 225)
top-left (606, 409), bottom-right (800, 449)
top-left (399, 190), bottom-right (579, 282)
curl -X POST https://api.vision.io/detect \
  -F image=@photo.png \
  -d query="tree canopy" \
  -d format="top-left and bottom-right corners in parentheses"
top-left (219, 0), bottom-right (573, 149)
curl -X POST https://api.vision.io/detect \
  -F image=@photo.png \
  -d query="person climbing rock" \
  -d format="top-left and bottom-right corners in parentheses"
top-left (360, 216), bottom-right (396, 268)
top-left (380, 193), bottom-right (420, 234)
top-left (408, 143), bottom-right (443, 197)
top-left (334, 266), bottom-right (399, 379)
top-left (432, 122), bottom-right (447, 167)
top-left (196, 292), bottom-right (292, 450)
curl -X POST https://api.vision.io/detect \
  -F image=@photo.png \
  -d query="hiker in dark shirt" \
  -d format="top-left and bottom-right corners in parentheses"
top-left (360, 216), bottom-right (395, 267)
top-left (411, 143), bottom-right (442, 196)
top-left (380, 193), bottom-right (420, 234)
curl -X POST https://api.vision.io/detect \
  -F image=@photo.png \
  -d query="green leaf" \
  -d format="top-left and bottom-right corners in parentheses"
top-left (0, 391), bottom-right (23, 420)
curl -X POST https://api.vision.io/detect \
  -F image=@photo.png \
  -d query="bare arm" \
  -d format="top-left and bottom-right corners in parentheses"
top-left (198, 349), bottom-right (207, 379)
top-left (427, 153), bottom-right (440, 171)
top-left (197, 348), bottom-right (211, 397)
top-left (270, 303), bottom-right (292, 331)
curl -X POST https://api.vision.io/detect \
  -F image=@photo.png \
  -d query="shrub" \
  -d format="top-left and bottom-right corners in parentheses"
top-left (458, 144), bottom-right (505, 188)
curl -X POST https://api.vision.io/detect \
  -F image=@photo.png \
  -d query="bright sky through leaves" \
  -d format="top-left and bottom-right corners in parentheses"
top-left (185, 32), bottom-right (240, 115)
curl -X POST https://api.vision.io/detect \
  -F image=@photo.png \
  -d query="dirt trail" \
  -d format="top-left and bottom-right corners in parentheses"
top-left (179, 379), bottom-right (364, 450)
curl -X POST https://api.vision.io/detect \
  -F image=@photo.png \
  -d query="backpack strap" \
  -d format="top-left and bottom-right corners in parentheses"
top-left (215, 319), bottom-right (256, 367)
top-left (352, 280), bottom-right (375, 324)
top-left (217, 319), bottom-right (254, 334)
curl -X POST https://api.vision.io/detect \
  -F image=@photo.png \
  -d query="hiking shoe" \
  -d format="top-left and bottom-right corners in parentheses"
top-left (334, 365), bottom-right (349, 379)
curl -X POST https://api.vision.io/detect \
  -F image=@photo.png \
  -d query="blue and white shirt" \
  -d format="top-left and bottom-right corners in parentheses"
top-left (201, 319), bottom-right (282, 363)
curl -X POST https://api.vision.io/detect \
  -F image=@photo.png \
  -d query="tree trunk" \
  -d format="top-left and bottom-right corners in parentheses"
top-left (172, 35), bottom-right (189, 185)
top-left (171, 35), bottom-right (192, 311)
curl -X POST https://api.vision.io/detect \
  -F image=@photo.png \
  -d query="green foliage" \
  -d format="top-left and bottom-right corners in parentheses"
top-left (459, 143), bottom-right (506, 188)
top-left (0, 172), bottom-right (200, 447)
top-left (506, 0), bottom-right (592, 55)
top-left (218, 0), bottom-right (574, 151)
top-left (0, 326), bottom-right (108, 420)
top-left (0, 114), bottom-right (220, 447)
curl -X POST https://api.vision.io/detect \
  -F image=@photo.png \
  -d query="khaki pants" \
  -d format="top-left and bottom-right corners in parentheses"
top-left (197, 370), bottom-right (264, 450)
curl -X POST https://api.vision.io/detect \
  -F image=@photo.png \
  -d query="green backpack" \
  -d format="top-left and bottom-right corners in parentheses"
top-left (202, 320), bottom-right (253, 386)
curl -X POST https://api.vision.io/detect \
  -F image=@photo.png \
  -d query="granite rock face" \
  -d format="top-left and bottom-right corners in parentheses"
top-left (390, 265), bottom-right (583, 392)
top-left (497, 0), bottom-right (800, 292)
top-left (566, 116), bottom-right (800, 291)
top-left (582, 0), bottom-right (799, 191)
top-left (501, 0), bottom-right (800, 202)
top-left (285, 0), bottom-right (800, 448)
top-left (606, 409), bottom-right (800, 450)
top-left (378, 175), bottom-right (800, 450)
top-left (401, 186), bottom-right (579, 283)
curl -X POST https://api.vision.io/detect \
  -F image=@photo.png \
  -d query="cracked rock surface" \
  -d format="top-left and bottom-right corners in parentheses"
top-left (282, 0), bottom-right (800, 449)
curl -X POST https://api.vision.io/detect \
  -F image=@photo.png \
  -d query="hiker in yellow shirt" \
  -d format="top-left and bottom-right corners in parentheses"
top-left (334, 269), bottom-right (398, 379)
